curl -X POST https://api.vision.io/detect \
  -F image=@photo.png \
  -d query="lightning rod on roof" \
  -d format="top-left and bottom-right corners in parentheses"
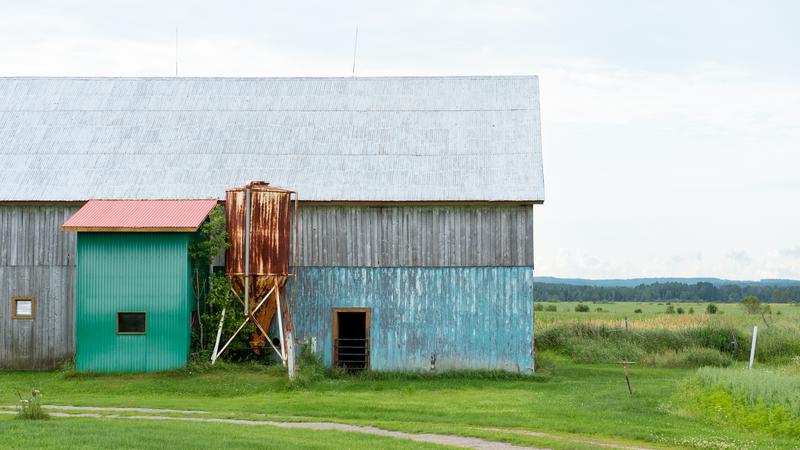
top-left (351, 26), bottom-right (358, 77)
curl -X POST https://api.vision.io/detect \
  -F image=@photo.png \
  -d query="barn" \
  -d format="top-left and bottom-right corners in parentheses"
top-left (0, 76), bottom-right (544, 372)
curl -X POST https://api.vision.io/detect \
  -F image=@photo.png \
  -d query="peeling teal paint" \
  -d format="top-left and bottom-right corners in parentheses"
top-left (75, 233), bottom-right (193, 373)
top-left (293, 267), bottom-right (533, 372)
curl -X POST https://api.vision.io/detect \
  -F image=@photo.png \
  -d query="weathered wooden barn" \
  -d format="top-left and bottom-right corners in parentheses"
top-left (0, 76), bottom-right (544, 372)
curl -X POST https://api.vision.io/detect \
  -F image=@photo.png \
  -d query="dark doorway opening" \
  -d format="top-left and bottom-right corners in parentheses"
top-left (333, 308), bottom-right (370, 370)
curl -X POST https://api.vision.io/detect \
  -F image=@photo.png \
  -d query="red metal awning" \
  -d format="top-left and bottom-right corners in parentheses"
top-left (62, 199), bottom-right (218, 232)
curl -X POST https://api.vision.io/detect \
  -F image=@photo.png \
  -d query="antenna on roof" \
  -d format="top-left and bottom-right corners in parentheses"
top-left (351, 26), bottom-right (358, 77)
top-left (175, 27), bottom-right (179, 77)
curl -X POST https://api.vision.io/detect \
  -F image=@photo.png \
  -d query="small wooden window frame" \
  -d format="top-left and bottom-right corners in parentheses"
top-left (116, 312), bottom-right (147, 335)
top-left (331, 307), bottom-right (371, 369)
top-left (11, 296), bottom-right (35, 320)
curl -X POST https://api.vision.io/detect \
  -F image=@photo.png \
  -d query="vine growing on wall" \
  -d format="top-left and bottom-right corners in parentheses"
top-left (188, 205), bottom-right (255, 359)
top-left (200, 272), bottom-right (255, 357)
top-left (188, 205), bottom-right (228, 350)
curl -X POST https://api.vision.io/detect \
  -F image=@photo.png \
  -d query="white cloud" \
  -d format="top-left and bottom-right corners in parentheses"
top-left (727, 251), bottom-right (753, 265)
top-left (540, 61), bottom-right (800, 134)
top-left (780, 247), bottom-right (800, 259)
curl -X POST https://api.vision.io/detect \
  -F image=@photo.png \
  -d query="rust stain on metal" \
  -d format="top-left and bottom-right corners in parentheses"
top-left (225, 181), bottom-right (295, 354)
top-left (229, 274), bottom-right (285, 355)
top-left (225, 182), bottom-right (292, 277)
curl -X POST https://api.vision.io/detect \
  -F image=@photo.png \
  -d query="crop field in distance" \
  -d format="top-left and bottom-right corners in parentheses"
top-left (535, 300), bottom-right (800, 330)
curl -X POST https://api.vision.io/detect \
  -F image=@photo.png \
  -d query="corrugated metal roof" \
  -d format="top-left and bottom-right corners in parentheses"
top-left (62, 199), bottom-right (217, 231)
top-left (0, 76), bottom-right (544, 202)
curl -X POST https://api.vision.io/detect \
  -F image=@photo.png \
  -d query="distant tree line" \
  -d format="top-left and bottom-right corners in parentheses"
top-left (534, 281), bottom-right (800, 303)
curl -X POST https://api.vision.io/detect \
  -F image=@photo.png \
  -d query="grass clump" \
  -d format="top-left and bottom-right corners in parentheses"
top-left (676, 367), bottom-right (800, 437)
top-left (287, 344), bottom-right (325, 389)
top-left (695, 367), bottom-right (800, 416)
top-left (641, 347), bottom-right (732, 368)
top-left (16, 390), bottom-right (49, 420)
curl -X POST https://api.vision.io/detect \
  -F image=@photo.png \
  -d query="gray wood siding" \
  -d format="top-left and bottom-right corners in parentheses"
top-left (296, 205), bottom-right (533, 267)
top-left (0, 205), bottom-right (78, 369)
top-left (1, 203), bottom-right (532, 368)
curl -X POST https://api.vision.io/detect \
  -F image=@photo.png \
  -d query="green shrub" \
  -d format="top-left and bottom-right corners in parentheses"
top-left (680, 347), bottom-right (733, 367)
top-left (633, 308), bottom-right (643, 313)
top-left (16, 390), bottom-right (49, 420)
top-left (199, 273), bottom-right (255, 361)
top-left (595, 307), bottom-right (604, 312)
top-left (545, 305), bottom-right (558, 312)
top-left (574, 304), bottom-right (590, 312)
top-left (677, 307), bottom-right (685, 314)
top-left (741, 295), bottom-right (763, 314)
top-left (287, 344), bottom-right (325, 390)
top-left (666, 305), bottom-right (676, 314)
top-left (706, 303), bottom-right (718, 314)
top-left (189, 206), bottom-right (229, 352)
top-left (534, 303), bottom-right (544, 312)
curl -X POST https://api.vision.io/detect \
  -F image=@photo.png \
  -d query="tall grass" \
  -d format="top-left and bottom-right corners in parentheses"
top-left (16, 390), bottom-right (49, 420)
top-left (677, 367), bottom-right (800, 437)
top-left (642, 348), bottom-right (732, 368)
top-left (536, 322), bottom-right (800, 365)
top-left (694, 367), bottom-right (800, 416)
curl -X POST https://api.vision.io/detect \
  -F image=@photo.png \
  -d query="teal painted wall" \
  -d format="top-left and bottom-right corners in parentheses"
top-left (76, 233), bottom-right (193, 372)
top-left (293, 267), bottom-right (534, 372)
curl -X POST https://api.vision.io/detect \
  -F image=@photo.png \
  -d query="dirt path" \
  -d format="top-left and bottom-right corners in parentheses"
top-left (0, 407), bottom-right (535, 450)
top-left (484, 428), bottom-right (655, 450)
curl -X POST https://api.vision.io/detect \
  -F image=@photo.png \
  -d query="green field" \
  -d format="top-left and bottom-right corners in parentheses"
top-left (2, 301), bottom-right (798, 449)
top-left (536, 300), bottom-right (800, 322)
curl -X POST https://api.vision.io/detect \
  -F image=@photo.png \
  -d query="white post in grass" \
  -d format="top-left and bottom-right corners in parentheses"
top-left (748, 325), bottom-right (758, 369)
top-left (211, 308), bottom-right (226, 364)
top-left (287, 331), bottom-right (296, 380)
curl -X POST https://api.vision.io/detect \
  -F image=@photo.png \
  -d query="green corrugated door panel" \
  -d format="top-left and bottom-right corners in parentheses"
top-left (76, 233), bottom-right (193, 373)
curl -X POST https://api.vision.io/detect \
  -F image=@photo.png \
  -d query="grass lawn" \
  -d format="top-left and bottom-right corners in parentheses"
top-left (1, 358), bottom-right (796, 449)
top-left (0, 414), bottom-right (443, 449)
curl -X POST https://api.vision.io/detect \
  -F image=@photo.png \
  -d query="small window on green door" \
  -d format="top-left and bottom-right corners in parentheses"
top-left (117, 312), bottom-right (146, 334)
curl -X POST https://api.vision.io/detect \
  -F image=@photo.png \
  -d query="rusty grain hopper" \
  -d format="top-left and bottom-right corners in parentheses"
top-left (213, 181), bottom-right (298, 369)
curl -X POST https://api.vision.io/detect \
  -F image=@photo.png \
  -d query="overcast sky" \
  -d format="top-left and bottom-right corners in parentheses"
top-left (3, 1), bottom-right (799, 280)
